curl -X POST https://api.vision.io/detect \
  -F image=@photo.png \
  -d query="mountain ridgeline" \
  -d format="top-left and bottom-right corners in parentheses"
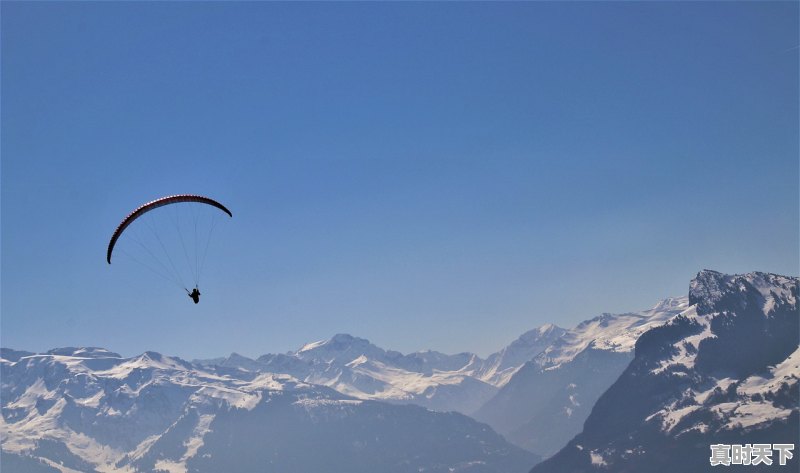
top-left (2, 270), bottom-right (797, 472)
top-left (0, 348), bottom-right (538, 473)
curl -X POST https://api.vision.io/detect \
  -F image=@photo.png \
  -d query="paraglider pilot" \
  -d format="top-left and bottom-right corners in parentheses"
top-left (188, 287), bottom-right (201, 304)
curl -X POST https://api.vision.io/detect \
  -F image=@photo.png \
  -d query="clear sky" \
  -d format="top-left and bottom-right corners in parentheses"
top-left (2, 2), bottom-right (797, 360)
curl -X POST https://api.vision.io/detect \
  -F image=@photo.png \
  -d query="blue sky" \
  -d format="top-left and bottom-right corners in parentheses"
top-left (2, 2), bottom-right (797, 359)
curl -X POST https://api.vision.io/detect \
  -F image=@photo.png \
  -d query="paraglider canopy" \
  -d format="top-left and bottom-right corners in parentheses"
top-left (107, 194), bottom-right (232, 264)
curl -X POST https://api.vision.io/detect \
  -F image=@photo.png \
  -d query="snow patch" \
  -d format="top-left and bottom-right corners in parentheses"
top-left (590, 450), bottom-right (608, 467)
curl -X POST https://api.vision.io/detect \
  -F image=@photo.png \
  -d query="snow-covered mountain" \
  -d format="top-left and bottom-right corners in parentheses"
top-left (193, 334), bottom-right (492, 414)
top-left (473, 296), bottom-right (690, 457)
top-left (195, 328), bottom-right (565, 416)
top-left (476, 324), bottom-right (568, 386)
top-left (193, 334), bottom-right (497, 414)
top-left (284, 334), bottom-right (498, 414)
top-left (532, 270), bottom-right (799, 472)
top-left (1, 347), bottom-right (540, 472)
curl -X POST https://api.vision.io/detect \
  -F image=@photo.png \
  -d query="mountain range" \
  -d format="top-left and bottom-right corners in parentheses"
top-left (2, 270), bottom-right (797, 472)
top-left (1, 347), bottom-right (538, 473)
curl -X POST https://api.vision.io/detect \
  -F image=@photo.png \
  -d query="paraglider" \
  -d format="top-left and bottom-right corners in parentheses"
top-left (107, 194), bottom-right (232, 303)
top-left (188, 287), bottom-right (201, 304)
